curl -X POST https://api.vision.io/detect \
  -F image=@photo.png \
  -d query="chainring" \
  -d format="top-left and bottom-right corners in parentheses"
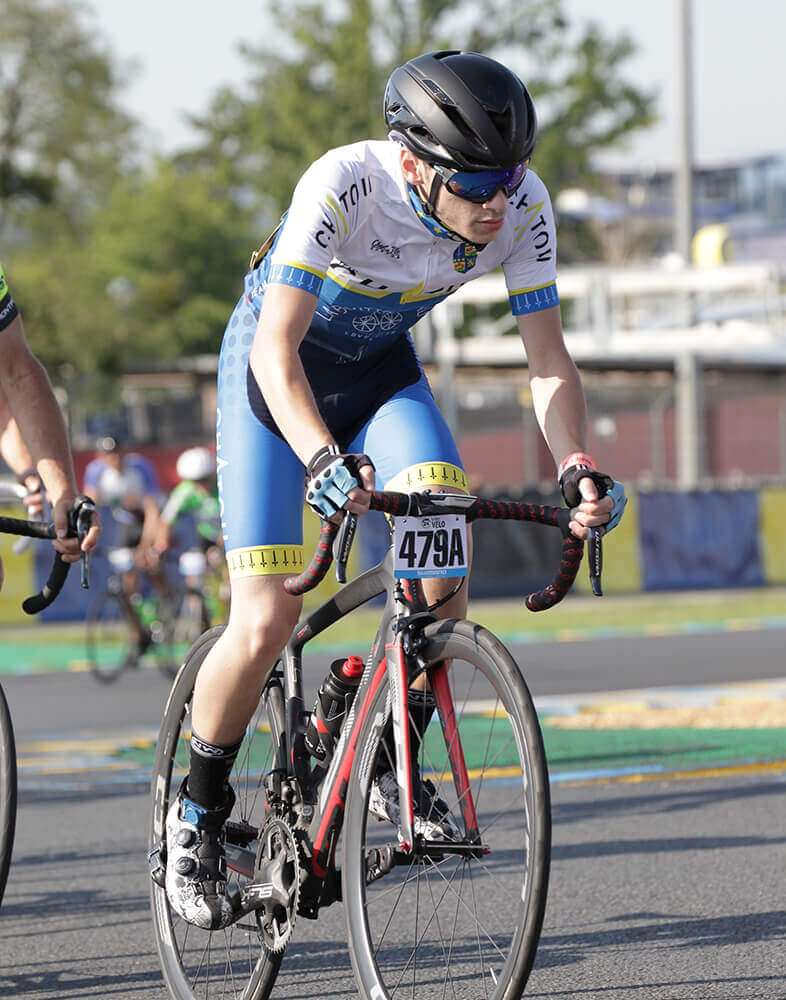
top-left (252, 816), bottom-right (306, 953)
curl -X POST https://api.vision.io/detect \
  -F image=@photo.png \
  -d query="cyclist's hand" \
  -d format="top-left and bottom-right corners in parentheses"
top-left (566, 476), bottom-right (612, 539)
top-left (18, 470), bottom-right (44, 520)
top-left (344, 457), bottom-right (375, 517)
top-left (305, 446), bottom-right (375, 521)
top-left (559, 453), bottom-right (627, 539)
top-left (51, 495), bottom-right (102, 562)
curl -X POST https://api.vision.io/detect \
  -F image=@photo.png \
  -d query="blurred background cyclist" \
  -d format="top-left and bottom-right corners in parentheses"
top-left (83, 435), bottom-right (161, 562)
top-left (154, 447), bottom-right (226, 619)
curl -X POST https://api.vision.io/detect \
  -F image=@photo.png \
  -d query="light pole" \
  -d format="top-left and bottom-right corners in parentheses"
top-left (675, 0), bottom-right (695, 266)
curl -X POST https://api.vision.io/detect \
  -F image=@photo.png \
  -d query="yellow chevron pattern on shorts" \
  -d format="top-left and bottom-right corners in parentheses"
top-left (226, 544), bottom-right (304, 578)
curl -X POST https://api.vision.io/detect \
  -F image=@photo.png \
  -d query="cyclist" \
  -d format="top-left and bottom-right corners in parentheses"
top-left (0, 260), bottom-right (100, 588)
top-left (84, 435), bottom-right (169, 647)
top-left (163, 50), bottom-right (627, 929)
top-left (83, 435), bottom-right (161, 557)
top-left (154, 446), bottom-right (221, 566)
top-left (154, 446), bottom-right (226, 616)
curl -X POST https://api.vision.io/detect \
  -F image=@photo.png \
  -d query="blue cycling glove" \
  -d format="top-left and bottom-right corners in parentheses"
top-left (558, 454), bottom-right (627, 535)
top-left (305, 446), bottom-right (374, 519)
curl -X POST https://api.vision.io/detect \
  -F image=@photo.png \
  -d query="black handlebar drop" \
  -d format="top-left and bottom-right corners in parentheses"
top-left (0, 496), bottom-right (96, 614)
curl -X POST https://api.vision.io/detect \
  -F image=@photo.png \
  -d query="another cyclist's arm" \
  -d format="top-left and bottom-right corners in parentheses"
top-left (249, 282), bottom-right (374, 513)
top-left (0, 397), bottom-right (44, 518)
top-left (0, 308), bottom-right (101, 557)
top-left (516, 305), bottom-right (612, 538)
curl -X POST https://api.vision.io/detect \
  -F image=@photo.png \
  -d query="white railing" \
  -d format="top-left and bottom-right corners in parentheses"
top-left (421, 261), bottom-right (786, 366)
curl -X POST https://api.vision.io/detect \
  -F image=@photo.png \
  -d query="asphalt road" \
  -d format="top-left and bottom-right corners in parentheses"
top-left (6, 624), bottom-right (786, 738)
top-left (0, 627), bottom-right (784, 999)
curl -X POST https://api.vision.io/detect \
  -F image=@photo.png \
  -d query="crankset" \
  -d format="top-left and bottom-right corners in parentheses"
top-left (237, 816), bottom-right (306, 953)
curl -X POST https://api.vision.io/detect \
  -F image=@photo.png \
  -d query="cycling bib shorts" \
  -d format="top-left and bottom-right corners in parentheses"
top-left (217, 313), bottom-right (464, 578)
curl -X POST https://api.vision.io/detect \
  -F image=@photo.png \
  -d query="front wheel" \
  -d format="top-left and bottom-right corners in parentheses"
top-left (148, 627), bottom-right (284, 1000)
top-left (0, 682), bottom-right (16, 907)
top-left (343, 618), bottom-right (551, 1000)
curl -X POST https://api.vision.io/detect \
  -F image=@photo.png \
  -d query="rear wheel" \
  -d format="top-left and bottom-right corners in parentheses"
top-left (86, 588), bottom-right (137, 683)
top-left (0, 682), bottom-right (16, 907)
top-left (343, 619), bottom-right (551, 1000)
top-left (148, 627), bottom-right (284, 1000)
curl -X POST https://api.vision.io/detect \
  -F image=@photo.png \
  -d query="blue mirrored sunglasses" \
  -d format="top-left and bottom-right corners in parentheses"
top-left (433, 161), bottom-right (528, 203)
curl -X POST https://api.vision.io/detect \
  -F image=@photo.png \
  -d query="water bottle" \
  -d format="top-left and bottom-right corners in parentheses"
top-left (305, 655), bottom-right (364, 763)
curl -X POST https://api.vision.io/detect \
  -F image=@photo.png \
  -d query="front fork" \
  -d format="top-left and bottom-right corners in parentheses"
top-left (388, 594), bottom-right (481, 852)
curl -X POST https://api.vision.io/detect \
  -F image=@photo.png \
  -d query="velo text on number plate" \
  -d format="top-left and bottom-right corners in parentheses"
top-left (392, 514), bottom-right (468, 579)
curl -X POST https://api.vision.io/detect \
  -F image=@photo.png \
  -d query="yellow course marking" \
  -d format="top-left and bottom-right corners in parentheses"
top-left (560, 759), bottom-right (786, 787)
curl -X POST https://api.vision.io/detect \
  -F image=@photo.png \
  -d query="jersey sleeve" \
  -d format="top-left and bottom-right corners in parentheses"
top-left (160, 481), bottom-right (192, 525)
top-left (501, 172), bottom-right (560, 317)
top-left (266, 150), bottom-right (375, 297)
top-left (0, 261), bottom-right (19, 332)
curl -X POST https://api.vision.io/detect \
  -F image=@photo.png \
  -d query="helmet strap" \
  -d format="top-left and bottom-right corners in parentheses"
top-left (420, 173), bottom-right (444, 219)
top-left (407, 182), bottom-right (464, 243)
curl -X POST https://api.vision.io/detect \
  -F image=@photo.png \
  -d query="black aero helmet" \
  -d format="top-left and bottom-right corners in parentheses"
top-left (384, 50), bottom-right (537, 171)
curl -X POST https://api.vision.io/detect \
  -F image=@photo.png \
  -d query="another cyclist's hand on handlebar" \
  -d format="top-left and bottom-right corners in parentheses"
top-left (51, 494), bottom-right (102, 561)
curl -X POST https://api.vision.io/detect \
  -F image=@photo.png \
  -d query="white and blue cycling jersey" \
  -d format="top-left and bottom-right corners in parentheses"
top-left (247, 138), bottom-right (558, 364)
top-left (216, 138), bottom-right (560, 571)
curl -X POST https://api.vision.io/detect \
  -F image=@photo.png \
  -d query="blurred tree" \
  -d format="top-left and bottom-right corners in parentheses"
top-left (0, 0), bottom-right (136, 239)
top-left (185, 0), bottom-right (656, 239)
top-left (8, 163), bottom-right (256, 373)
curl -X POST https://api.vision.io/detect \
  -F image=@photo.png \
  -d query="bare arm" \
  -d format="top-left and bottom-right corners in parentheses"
top-left (516, 306), bottom-right (611, 536)
top-left (248, 282), bottom-right (374, 509)
top-left (249, 282), bottom-right (333, 464)
top-left (516, 306), bottom-right (588, 462)
top-left (0, 393), bottom-right (34, 476)
top-left (0, 314), bottom-right (100, 554)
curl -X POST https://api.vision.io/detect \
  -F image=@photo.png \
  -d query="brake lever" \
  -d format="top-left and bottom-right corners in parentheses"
top-left (333, 512), bottom-right (357, 584)
top-left (75, 500), bottom-right (96, 590)
top-left (587, 526), bottom-right (603, 597)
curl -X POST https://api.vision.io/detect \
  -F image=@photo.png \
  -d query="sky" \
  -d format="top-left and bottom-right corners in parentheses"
top-left (89, 0), bottom-right (786, 171)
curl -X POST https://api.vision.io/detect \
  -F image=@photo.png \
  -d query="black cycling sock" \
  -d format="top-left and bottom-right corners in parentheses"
top-left (186, 732), bottom-right (243, 811)
top-left (377, 689), bottom-right (437, 776)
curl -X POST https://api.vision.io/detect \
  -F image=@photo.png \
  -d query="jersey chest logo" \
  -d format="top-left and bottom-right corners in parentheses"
top-left (453, 243), bottom-right (479, 273)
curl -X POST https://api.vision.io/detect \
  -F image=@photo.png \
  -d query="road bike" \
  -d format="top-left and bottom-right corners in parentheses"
top-left (85, 547), bottom-right (211, 683)
top-left (0, 491), bottom-right (93, 906)
top-left (148, 489), bottom-right (601, 1000)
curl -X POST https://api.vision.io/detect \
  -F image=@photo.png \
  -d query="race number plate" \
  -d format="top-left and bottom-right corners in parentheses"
top-left (392, 514), bottom-right (468, 579)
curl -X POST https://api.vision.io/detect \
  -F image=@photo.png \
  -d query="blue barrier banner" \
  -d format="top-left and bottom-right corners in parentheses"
top-left (638, 490), bottom-right (764, 591)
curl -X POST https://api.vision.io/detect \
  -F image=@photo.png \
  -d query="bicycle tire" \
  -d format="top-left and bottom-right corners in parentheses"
top-left (86, 589), bottom-right (137, 683)
top-left (0, 682), bottom-right (16, 907)
top-left (148, 627), bottom-right (284, 1000)
top-left (154, 588), bottom-right (211, 681)
top-left (343, 618), bottom-right (551, 1000)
